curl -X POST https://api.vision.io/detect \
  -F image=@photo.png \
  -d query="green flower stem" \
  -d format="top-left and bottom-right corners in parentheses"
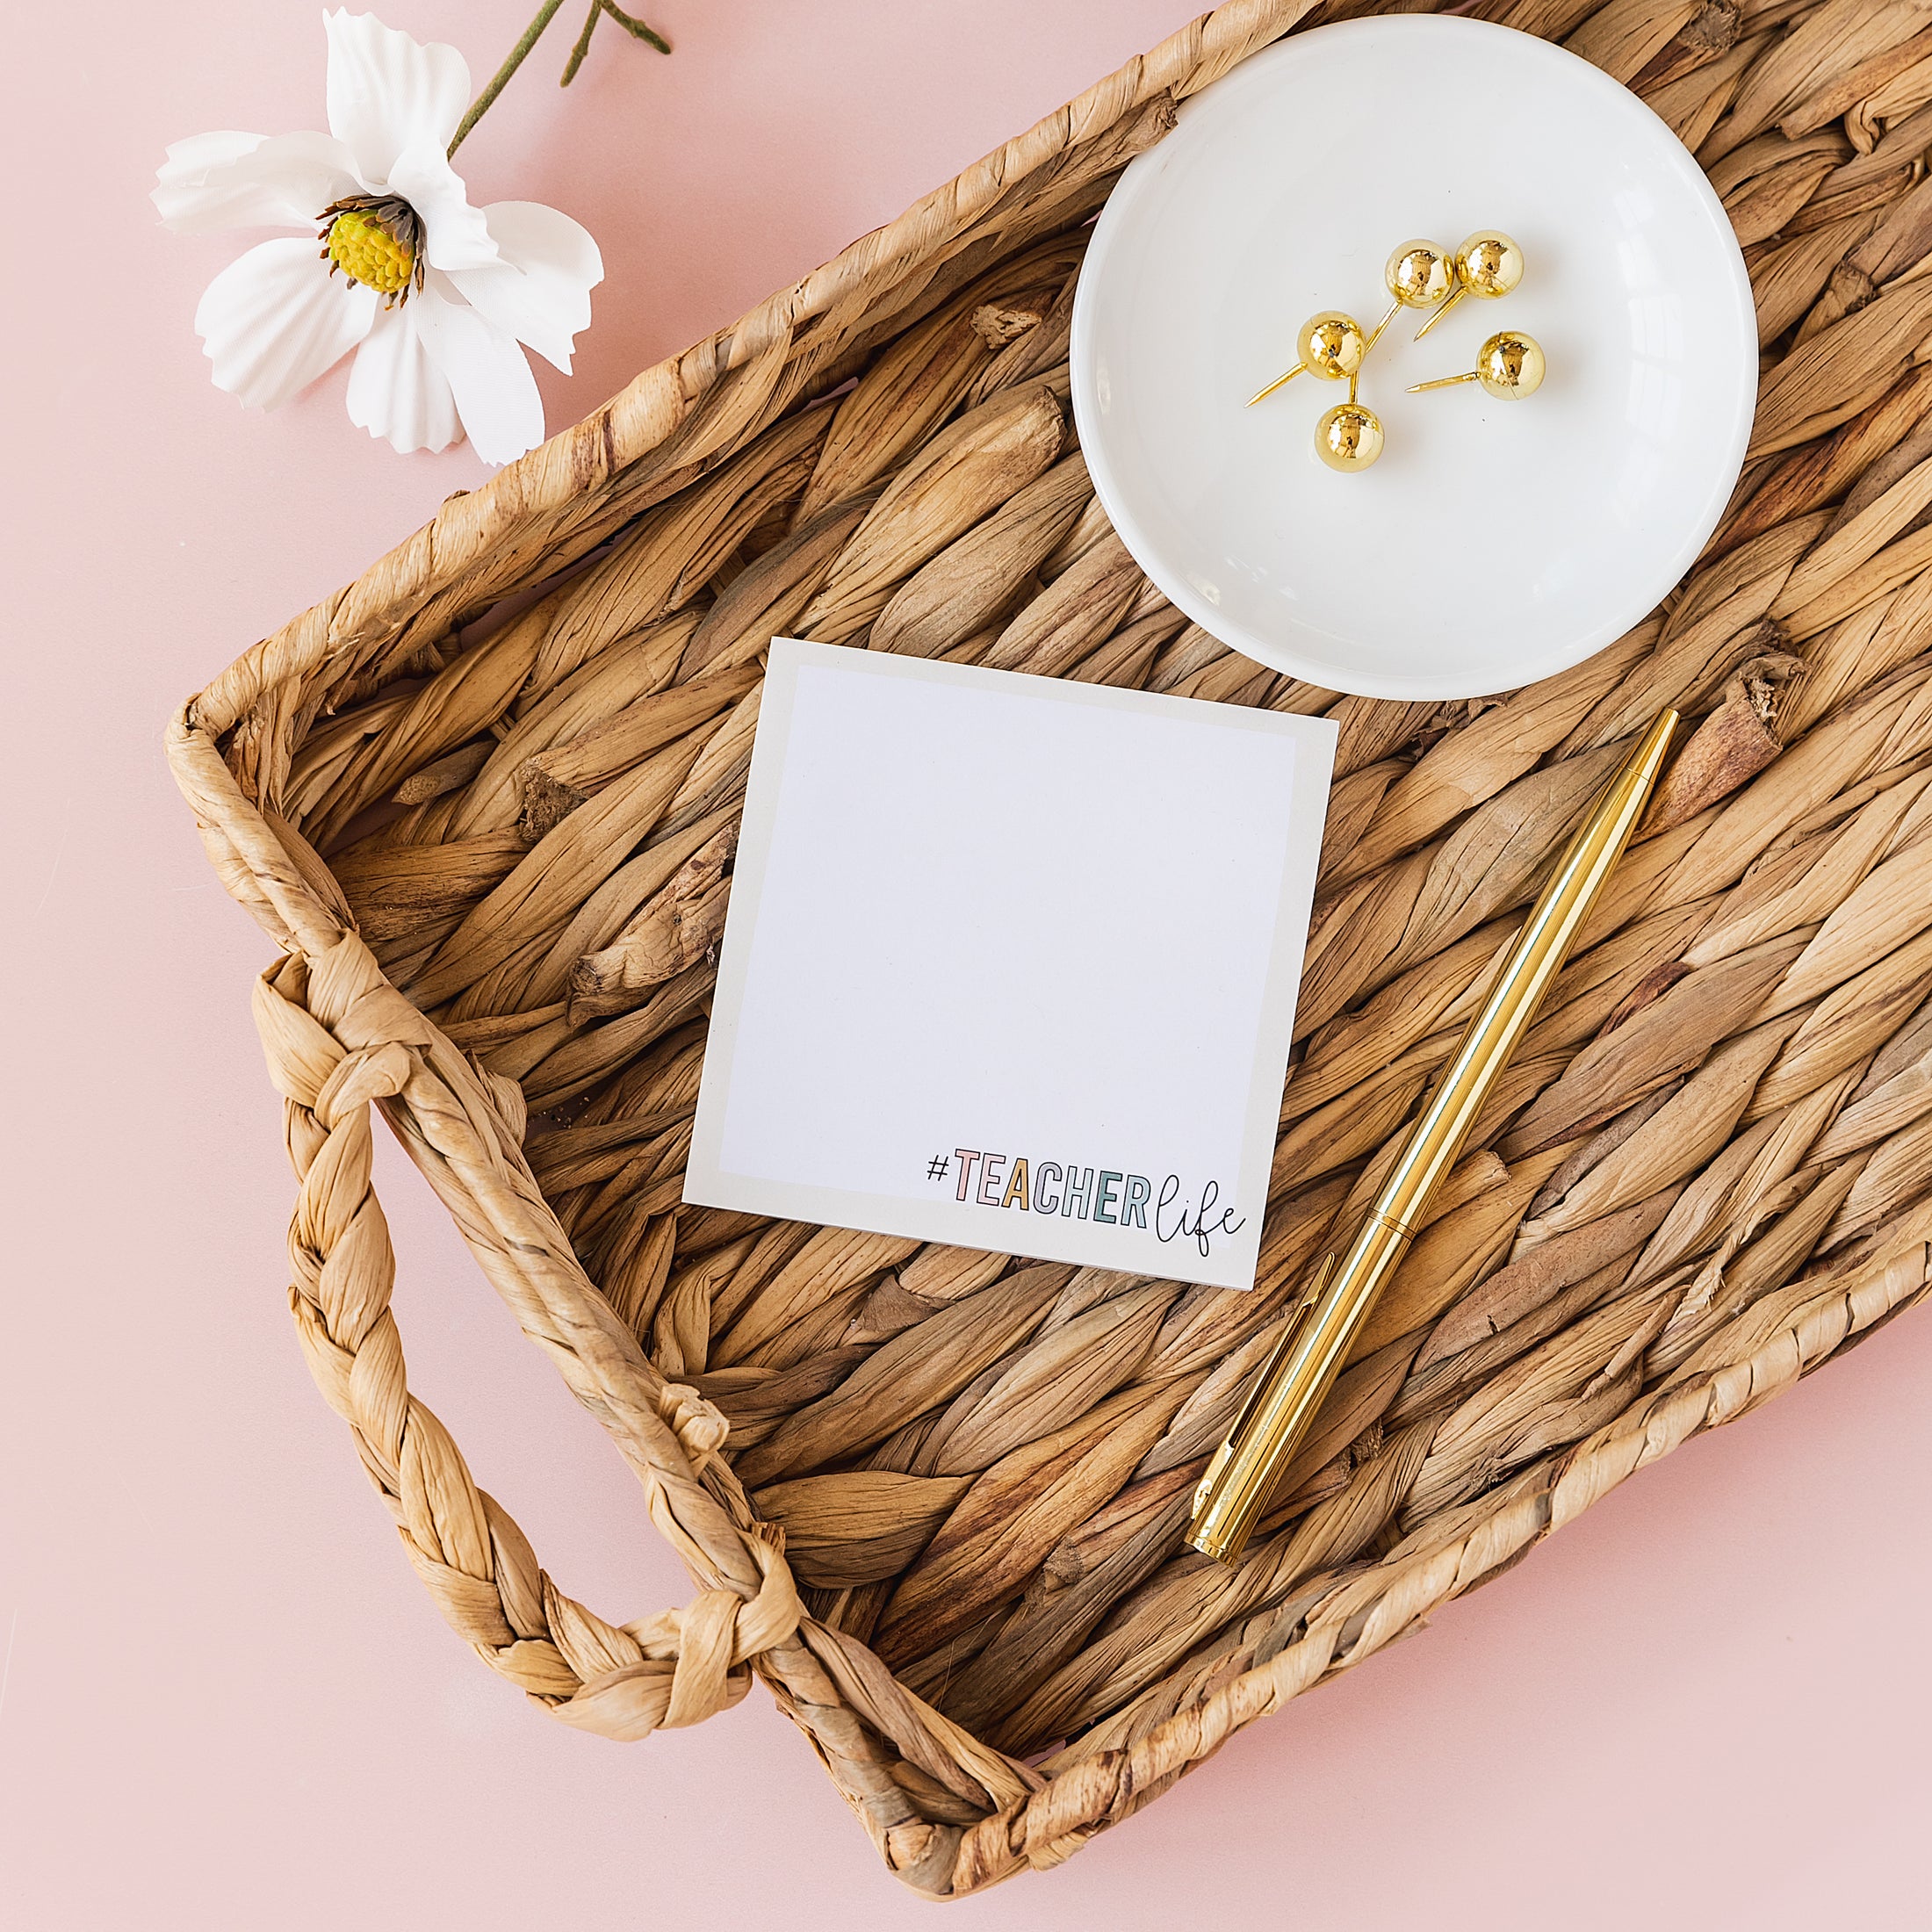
top-left (560, 0), bottom-right (602, 85)
top-left (447, 0), bottom-right (670, 158)
top-left (448, 0), bottom-right (567, 156)
top-left (600, 1), bottom-right (672, 55)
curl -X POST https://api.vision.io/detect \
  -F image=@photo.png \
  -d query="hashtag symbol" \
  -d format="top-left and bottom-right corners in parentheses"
top-left (926, 1155), bottom-right (949, 1181)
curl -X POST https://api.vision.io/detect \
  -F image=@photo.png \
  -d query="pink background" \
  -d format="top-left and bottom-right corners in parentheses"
top-left (4, 3), bottom-right (1928, 1924)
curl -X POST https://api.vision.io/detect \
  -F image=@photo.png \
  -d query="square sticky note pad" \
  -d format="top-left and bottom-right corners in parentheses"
top-left (684, 638), bottom-right (1336, 1289)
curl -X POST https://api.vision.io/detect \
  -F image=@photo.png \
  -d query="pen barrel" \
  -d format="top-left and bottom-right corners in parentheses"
top-left (1374, 706), bottom-right (1680, 1230)
top-left (1187, 1214), bottom-right (1409, 1562)
top-left (1188, 708), bottom-right (1680, 1567)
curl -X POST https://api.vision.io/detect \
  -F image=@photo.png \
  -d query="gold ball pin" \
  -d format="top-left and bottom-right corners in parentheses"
top-left (1365, 238), bottom-right (1457, 350)
top-left (1409, 329), bottom-right (1546, 401)
top-left (1247, 309), bottom-right (1369, 406)
top-left (1414, 230), bottom-right (1525, 340)
top-left (1315, 393), bottom-right (1384, 472)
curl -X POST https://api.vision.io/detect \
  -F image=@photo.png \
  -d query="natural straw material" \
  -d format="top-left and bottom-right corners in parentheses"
top-left (169, 0), bottom-right (1932, 1897)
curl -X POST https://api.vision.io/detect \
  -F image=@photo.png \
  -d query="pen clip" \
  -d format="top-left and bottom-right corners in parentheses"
top-left (1276, 1249), bottom-right (1338, 1364)
top-left (1190, 1249), bottom-right (1343, 1553)
top-left (1221, 1250), bottom-right (1339, 1451)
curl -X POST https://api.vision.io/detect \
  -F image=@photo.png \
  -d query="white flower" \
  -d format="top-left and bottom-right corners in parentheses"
top-left (154, 9), bottom-right (602, 465)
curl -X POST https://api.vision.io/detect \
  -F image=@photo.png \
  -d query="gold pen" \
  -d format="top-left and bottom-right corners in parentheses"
top-left (1188, 708), bottom-right (1681, 1566)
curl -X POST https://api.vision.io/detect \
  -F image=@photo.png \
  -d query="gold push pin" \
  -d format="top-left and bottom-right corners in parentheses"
top-left (1413, 230), bottom-right (1525, 340)
top-left (1364, 238), bottom-right (1457, 350)
top-left (1315, 373), bottom-right (1382, 472)
top-left (1248, 310), bottom-right (1369, 406)
top-left (1409, 329), bottom-right (1546, 400)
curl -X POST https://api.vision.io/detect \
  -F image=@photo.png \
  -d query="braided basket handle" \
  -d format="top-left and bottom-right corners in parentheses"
top-left (251, 951), bottom-right (801, 1741)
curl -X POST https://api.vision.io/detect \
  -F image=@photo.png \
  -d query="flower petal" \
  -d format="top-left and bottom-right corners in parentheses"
top-left (386, 141), bottom-right (498, 271)
top-left (324, 9), bottom-right (470, 184)
top-left (446, 200), bottom-right (602, 373)
top-left (154, 128), bottom-right (362, 233)
top-left (413, 283), bottom-right (545, 465)
top-left (346, 303), bottom-right (463, 455)
top-left (194, 235), bottom-right (377, 410)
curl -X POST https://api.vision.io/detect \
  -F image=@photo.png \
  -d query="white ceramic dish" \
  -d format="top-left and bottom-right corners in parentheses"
top-left (1070, 16), bottom-right (1757, 700)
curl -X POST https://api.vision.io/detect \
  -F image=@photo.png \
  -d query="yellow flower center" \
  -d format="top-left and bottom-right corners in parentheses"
top-left (318, 196), bottom-right (422, 306)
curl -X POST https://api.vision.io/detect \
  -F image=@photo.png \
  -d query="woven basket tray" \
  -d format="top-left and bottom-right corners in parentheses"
top-left (168, 0), bottom-right (1932, 1897)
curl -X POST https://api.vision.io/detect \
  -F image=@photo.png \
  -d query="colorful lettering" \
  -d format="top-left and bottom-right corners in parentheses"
top-left (940, 1149), bottom-right (1240, 1256)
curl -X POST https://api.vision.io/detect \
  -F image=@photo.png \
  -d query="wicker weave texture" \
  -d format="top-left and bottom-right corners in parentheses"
top-left (169, 0), bottom-right (1932, 1897)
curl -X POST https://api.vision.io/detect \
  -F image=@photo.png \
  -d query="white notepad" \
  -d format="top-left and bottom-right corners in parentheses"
top-left (684, 638), bottom-right (1337, 1290)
